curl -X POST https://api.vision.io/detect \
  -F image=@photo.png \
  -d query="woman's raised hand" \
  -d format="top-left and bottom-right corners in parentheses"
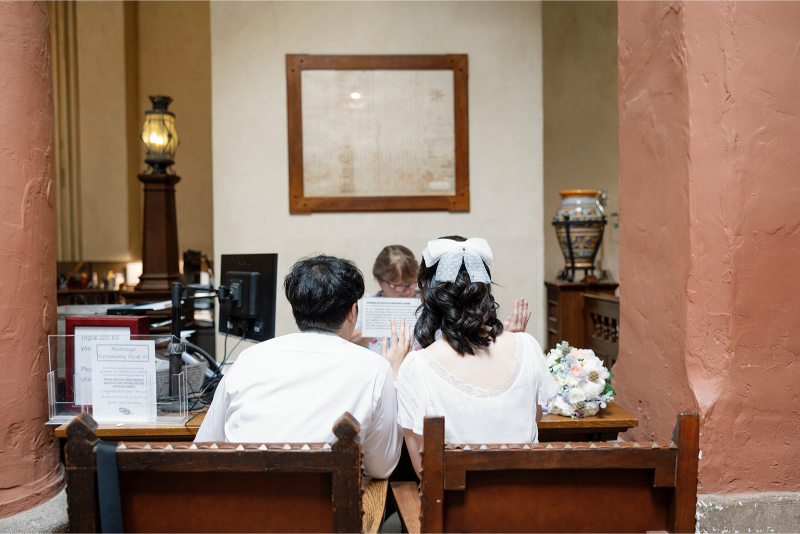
top-left (504, 298), bottom-right (531, 333)
top-left (381, 317), bottom-right (413, 380)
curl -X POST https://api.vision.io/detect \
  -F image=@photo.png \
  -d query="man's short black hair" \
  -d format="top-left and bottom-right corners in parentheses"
top-left (284, 255), bottom-right (365, 332)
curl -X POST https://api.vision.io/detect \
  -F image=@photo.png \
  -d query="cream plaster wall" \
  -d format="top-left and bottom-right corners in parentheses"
top-left (543, 2), bottom-right (618, 283)
top-left (138, 1), bottom-right (213, 258)
top-left (66, 1), bottom-right (214, 262)
top-left (210, 1), bottom-right (545, 356)
top-left (75, 2), bottom-right (130, 261)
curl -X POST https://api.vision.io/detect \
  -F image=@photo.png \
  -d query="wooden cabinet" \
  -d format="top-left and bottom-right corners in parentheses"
top-left (545, 281), bottom-right (618, 351)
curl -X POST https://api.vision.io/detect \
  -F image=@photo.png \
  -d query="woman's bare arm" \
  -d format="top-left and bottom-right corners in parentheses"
top-left (403, 428), bottom-right (424, 479)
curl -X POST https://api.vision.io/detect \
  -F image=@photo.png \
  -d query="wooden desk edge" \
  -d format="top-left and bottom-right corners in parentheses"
top-left (538, 402), bottom-right (638, 429)
top-left (55, 403), bottom-right (637, 438)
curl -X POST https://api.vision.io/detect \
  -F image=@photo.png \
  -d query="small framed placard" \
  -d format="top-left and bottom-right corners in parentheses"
top-left (287, 54), bottom-right (469, 212)
top-left (91, 338), bottom-right (157, 422)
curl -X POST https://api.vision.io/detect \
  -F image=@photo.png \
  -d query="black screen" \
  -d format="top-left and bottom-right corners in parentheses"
top-left (219, 254), bottom-right (278, 343)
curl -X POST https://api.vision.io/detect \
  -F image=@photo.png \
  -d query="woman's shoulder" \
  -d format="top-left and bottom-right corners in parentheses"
top-left (398, 349), bottom-right (427, 376)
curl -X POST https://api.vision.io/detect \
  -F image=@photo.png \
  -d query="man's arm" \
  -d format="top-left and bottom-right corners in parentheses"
top-left (360, 367), bottom-right (402, 479)
top-left (194, 375), bottom-right (230, 443)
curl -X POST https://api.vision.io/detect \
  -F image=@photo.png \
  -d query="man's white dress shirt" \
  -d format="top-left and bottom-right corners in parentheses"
top-left (195, 331), bottom-right (402, 479)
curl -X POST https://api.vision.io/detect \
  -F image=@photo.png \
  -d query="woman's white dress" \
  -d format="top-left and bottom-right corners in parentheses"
top-left (395, 332), bottom-right (557, 444)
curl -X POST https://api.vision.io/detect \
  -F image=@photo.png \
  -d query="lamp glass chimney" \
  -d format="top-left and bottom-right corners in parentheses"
top-left (141, 95), bottom-right (179, 174)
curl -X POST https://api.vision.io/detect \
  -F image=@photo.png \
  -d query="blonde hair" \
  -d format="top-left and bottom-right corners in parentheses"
top-left (372, 245), bottom-right (418, 283)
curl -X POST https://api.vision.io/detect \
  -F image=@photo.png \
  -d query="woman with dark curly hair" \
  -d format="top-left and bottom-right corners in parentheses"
top-left (395, 236), bottom-right (556, 478)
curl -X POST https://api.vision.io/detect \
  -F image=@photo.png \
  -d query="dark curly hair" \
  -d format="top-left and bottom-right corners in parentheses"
top-left (414, 236), bottom-right (504, 355)
top-left (284, 255), bottom-right (364, 332)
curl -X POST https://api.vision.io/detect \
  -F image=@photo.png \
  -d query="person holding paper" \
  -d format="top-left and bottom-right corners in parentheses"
top-left (350, 245), bottom-right (424, 353)
top-left (195, 255), bottom-right (413, 479)
top-left (394, 236), bottom-right (557, 478)
top-left (351, 244), bottom-right (533, 353)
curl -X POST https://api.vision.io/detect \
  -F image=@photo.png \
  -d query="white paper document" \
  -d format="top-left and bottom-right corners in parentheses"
top-left (360, 297), bottom-right (421, 338)
top-left (73, 326), bottom-right (131, 406)
top-left (156, 361), bottom-right (207, 399)
top-left (91, 340), bottom-right (157, 423)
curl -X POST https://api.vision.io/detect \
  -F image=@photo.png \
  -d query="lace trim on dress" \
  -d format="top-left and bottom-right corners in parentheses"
top-left (419, 333), bottom-right (524, 399)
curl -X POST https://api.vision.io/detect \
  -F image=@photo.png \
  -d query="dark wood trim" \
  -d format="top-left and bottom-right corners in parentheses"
top-left (671, 413), bottom-right (700, 533)
top-left (136, 173), bottom-right (182, 291)
top-left (286, 54), bottom-right (469, 213)
top-left (331, 412), bottom-right (364, 533)
top-left (420, 417), bottom-right (445, 533)
top-left (64, 411), bottom-right (366, 533)
top-left (405, 413), bottom-right (700, 533)
top-left (443, 446), bottom-right (678, 491)
top-left (116, 450), bottom-right (332, 472)
top-left (64, 412), bottom-right (100, 533)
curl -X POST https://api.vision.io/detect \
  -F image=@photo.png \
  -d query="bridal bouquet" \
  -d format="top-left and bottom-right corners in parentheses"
top-left (543, 341), bottom-right (615, 418)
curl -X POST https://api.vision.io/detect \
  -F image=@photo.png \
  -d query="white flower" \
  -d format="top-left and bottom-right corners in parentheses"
top-left (545, 350), bottom-right (560, 368)
top-left (566, 375), bottom-right (579, 388)
top-left (567, 388), bottom-right (585, 404)
top-left (581, 357), bottom-right (610, 380)
top-left (583, 404), bottom-right (600, 416)
top-left (570, 349), bottom-right (596, 361)
top-left (580, 378), bottom-right (605, 399)
top-left (550, 397), bottom-right (575, 417)
top-left (554, 374), bottom-right (569, 388)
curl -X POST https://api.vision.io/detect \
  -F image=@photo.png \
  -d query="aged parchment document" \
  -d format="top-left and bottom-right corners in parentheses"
top-left (301, 70), bottom-right (455, 197)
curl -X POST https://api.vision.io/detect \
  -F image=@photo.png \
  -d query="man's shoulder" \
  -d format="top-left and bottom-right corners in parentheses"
top-left (238, 332), bottom-right (391, 374)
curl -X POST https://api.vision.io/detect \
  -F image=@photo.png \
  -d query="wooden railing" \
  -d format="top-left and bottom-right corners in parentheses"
top-left (582, 292), bottom-right (619, 368)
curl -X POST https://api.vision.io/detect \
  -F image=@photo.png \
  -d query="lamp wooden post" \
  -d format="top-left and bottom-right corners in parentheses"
top-left (136, 96), bottom-right (182, 291)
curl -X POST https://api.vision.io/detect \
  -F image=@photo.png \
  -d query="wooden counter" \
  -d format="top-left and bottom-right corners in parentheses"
top-left (55, 403), bottom-right (637, 443)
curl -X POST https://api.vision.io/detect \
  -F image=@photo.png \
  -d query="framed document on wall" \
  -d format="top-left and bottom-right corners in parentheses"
top-left (286, 54), bottom-right (469, 212)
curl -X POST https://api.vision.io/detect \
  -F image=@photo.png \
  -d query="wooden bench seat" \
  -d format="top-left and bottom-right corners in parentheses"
top-left (65, 412), bottom-right (387, 533)
top-left (392, 413), bottom-right (699, 533)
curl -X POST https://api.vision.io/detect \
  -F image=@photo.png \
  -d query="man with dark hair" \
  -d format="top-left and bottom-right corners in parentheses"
top-left (196, 255), bottom-right (410, 479)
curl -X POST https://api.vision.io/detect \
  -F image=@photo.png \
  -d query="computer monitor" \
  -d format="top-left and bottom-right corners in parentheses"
top-left (218, 254), bottom-right (278, 343)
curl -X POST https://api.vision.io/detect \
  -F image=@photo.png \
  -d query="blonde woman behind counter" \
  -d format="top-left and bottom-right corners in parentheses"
top-left (350, 245), bottom-right (423, 353)
top-left (350, 244), bottom-right (534, 354)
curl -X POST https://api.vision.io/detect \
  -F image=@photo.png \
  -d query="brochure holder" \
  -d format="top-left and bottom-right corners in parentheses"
top-left (47, 334), bottom-right (190, 426)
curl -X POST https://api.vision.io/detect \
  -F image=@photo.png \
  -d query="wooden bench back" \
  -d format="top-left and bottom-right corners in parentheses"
top-left (65, 412), bottom-right (363, 533)
top-left (419, 413), bottom-right (699, 533)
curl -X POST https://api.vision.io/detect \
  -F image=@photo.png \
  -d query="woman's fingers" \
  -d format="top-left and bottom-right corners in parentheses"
top-left (380, 336), bottom-right (388, 357)
top-left (390, 317), bottom-right (398, 348)
top-left (397, 318), bottom-right (406, 348)
top-left (512, 299), bottom-right (521, 328)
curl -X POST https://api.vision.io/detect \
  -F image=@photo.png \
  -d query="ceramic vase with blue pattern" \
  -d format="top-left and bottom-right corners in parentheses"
top-left (553, 190), bottom-right (606, 279)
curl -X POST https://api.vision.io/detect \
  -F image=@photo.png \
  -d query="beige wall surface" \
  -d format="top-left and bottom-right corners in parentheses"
top-left (543, 2), bottom-right (618, 283)
top-left (210, 1), bottom-right (545, 356)
top-left (138, 1), bottom-right (213, 259)
top-left (64, 1), bottom-right (213, 263)
top-left (75, 1), bottom-right (130, 261)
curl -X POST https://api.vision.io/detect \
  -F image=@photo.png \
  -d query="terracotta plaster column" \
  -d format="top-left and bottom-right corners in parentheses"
top-left (0, 1), bottom-right (64, 518)
top-left (616, 1), bottom-right (800, 494)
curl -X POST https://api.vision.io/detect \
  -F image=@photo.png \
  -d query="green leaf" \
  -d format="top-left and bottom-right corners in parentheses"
top-left (603, 383), bottom-right (616, 396)
top-left (607, 372), bottom-right (614, 380)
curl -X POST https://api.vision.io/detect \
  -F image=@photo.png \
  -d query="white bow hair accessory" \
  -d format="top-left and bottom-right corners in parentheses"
top-left (422, 238), bottom-right (494, 284)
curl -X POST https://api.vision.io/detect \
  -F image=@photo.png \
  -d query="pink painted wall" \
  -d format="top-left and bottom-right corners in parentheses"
top-left (617, 1), bottom-right (800, 494)
top-left (0, 1), bottom-right (63, 517)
